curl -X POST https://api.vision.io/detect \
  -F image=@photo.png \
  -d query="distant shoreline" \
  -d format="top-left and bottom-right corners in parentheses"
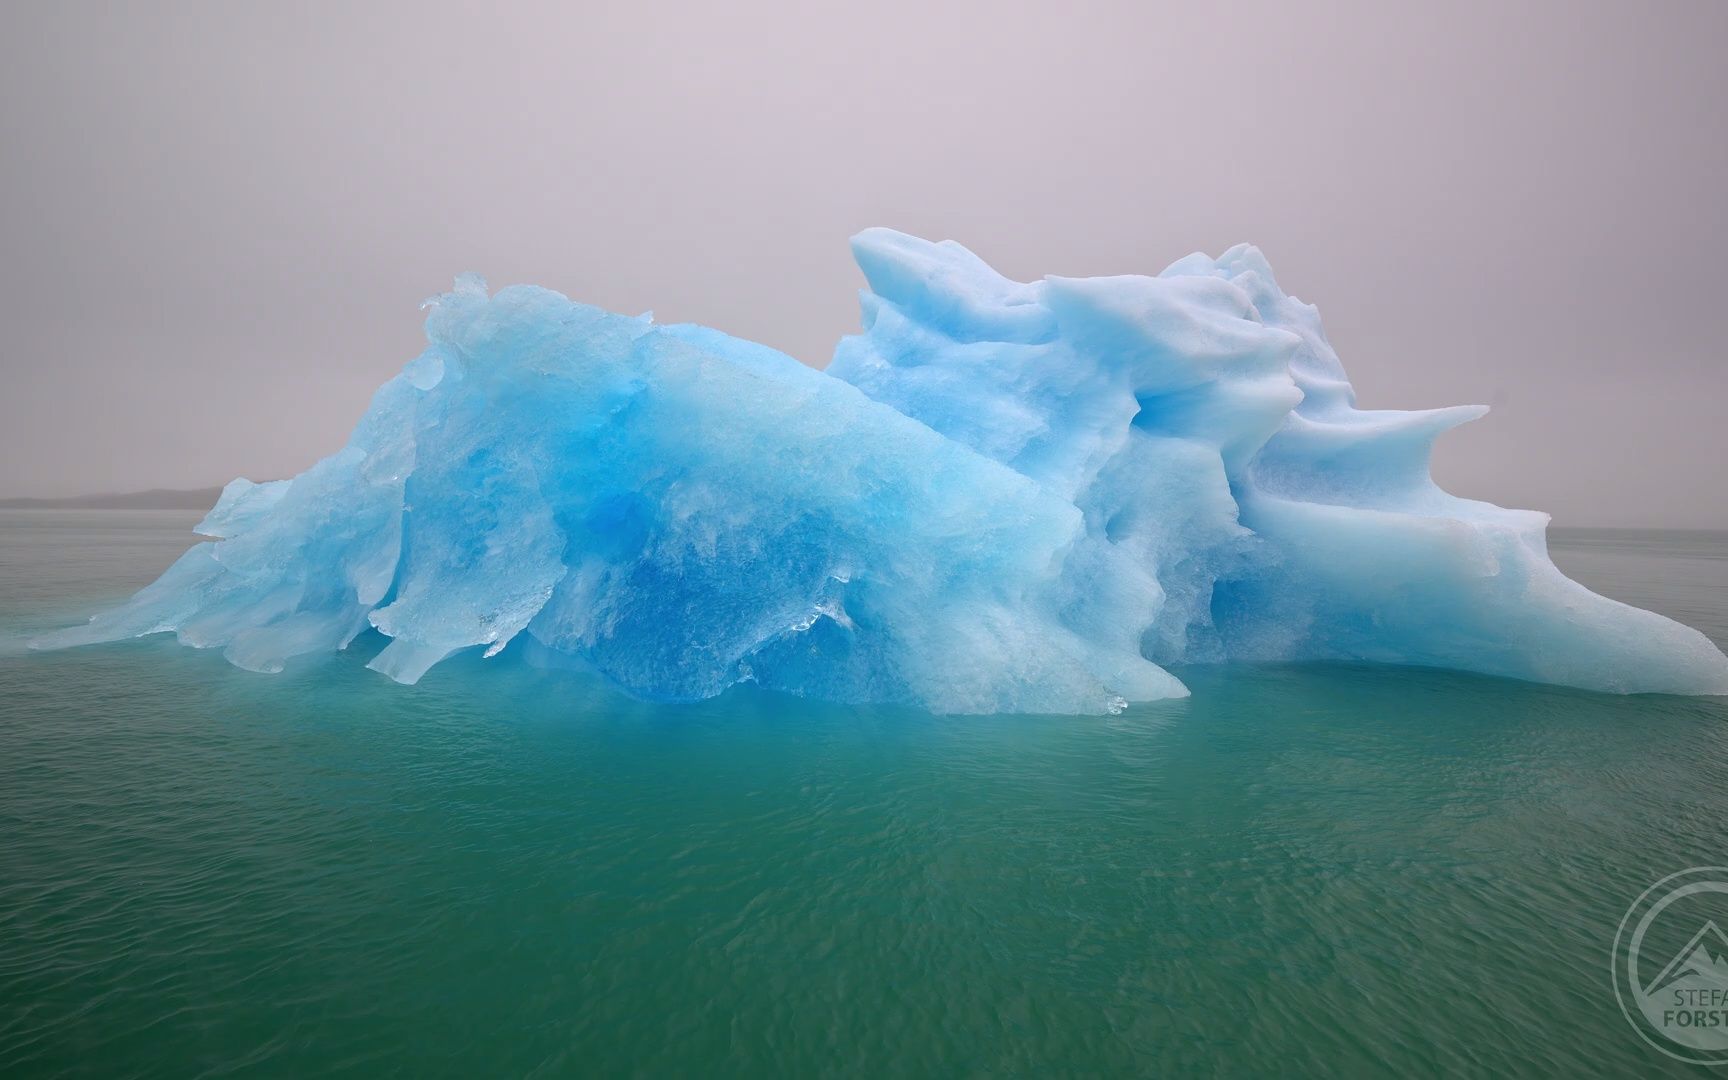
top-left (0, 487), bottom-right (224, 510)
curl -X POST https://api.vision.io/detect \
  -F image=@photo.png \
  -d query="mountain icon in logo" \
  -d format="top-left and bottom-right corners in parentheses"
top-left (1644, 920), bottom-right (1728, 997)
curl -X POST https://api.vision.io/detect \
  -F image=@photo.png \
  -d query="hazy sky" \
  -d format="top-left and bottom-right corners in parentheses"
top-left (2, 1), bottom-right (1724, 525)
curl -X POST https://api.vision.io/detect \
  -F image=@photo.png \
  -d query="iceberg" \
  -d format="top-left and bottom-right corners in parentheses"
top-left (33, 233), bottom-right (1728, 712)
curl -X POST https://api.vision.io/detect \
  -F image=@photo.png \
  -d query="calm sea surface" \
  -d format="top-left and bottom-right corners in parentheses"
top-left (1, 510), bottom-right (1726, 1077)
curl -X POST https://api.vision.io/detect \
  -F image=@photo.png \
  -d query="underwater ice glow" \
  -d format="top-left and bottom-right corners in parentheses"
top-left (34, 230), bottom-right (1728, 712)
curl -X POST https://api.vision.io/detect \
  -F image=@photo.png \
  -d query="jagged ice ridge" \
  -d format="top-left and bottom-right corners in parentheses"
top-left (34, 230), bottom-right (1728, 713)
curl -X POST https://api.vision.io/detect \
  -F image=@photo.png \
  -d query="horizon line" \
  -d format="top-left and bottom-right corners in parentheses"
top-left (1, 485), bottom-right (1724, 532)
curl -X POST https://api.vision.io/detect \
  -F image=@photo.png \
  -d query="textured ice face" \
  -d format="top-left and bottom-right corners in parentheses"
top-left (33, 232), bottom-right (1728, 711)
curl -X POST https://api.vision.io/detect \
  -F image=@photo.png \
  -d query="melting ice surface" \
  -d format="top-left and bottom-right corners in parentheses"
top-left (34, 231), bottom-right (1728, 713)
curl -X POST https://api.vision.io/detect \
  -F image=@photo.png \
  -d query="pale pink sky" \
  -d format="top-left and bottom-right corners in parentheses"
top-left (2, 0), bottom-right (1724, 525)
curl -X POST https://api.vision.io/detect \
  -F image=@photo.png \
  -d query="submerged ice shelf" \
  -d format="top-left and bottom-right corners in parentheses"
top-left (34, 231), bottom-right (1728, 713)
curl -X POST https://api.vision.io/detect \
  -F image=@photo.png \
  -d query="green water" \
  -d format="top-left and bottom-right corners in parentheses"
top-left (2, 511), bottom-right (1726, 1077)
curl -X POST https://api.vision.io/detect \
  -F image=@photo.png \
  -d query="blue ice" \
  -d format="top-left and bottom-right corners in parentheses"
top-left (34, 233), bottom-right (1728, 712)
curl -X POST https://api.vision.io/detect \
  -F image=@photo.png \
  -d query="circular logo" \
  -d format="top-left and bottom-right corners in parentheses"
top-left (1614, 867), bottom-right (1728, 1065)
